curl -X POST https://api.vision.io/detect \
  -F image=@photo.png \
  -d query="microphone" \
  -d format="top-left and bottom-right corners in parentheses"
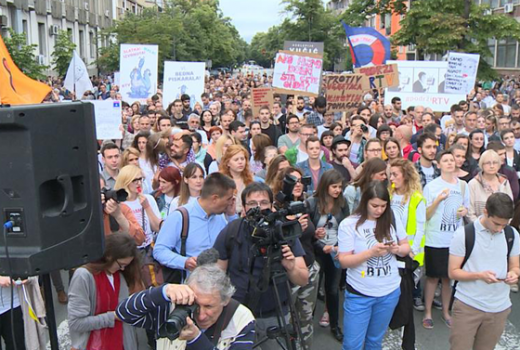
top-left (197, 248), bottom-right (220, 266)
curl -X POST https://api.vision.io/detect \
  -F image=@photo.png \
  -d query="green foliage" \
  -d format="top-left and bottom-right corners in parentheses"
top-left (3, 28), bottom-right (48, 80)
top-left (51, 31), bottom-right (76, 77)
top-left (96, 0), bottom-right (248, 74)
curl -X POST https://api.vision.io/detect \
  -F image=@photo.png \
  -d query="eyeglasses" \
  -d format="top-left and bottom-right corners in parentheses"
top-left (132, 177), bottom-right (143, 183)
top-left (245, 200), bottom-right (271, 208)
top-left (116, 260), bottom-right (129, 270)
top-left (482, 161), bottom-right (500, 167)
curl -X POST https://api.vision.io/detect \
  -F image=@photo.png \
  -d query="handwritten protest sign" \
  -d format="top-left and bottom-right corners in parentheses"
top-left (324, 74), bottom-right (365, 112)
top-left (445, 52), bottom-right (480, 94)
top-left (89, 100), bottom-right (122, 140)
top-left (354, 64), bottom-right (399, 89)
top-left (272, 50), bottom-right (323, 96)
top-left (163, 61), bottom-right (205, 107)
top-left (251, 87), bottom-right (274, 117)
top-left (119, 44), bottom-right (158, 104)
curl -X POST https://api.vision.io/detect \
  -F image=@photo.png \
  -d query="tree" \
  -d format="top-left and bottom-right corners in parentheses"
top-left (343, 0), bottom-right (520, 79)
top-left (3, 28), bottom-right (48, 80)
top-left (51, 30), bottom-right (76, 77)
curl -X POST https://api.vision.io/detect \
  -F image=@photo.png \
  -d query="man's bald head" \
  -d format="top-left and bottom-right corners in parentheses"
top-left (396, 125), bottom-right (412, 142)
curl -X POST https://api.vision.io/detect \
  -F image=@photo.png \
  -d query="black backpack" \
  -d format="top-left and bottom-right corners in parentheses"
top-left (449, 222), bottom-right (515, 310)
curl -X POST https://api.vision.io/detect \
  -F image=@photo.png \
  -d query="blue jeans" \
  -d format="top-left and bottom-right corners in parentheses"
top-left (342, 287), bottom-right (401, 350)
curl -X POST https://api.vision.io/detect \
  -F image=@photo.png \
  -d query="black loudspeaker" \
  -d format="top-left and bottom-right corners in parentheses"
top-left (0, 102), bottom-right (104, 278)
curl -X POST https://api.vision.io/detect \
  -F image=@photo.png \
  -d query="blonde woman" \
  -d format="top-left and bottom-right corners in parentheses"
top-left (219, 145), bottom-right (254, 213)
top-left (467, 150), bottom-right (513, 223)
top-left (208, 134), bottom-right (239, 174)
top-left (114, 165), bottom-right (161, 249)
top-left (120, 147), bottom-right (140, 168)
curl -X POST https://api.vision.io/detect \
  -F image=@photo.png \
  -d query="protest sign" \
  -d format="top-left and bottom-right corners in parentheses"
top-left (119, 44), bottom-right (158, 104)
top-left (354, 63), bottom-right (399, 89)
top-left (114, 72), bottom-right (120, 87)
top-left (251, 87), bottom-right (274, 117)
top-left (272, 50), bottom-right (323, 96)
top-left (323, 74), bottom-right (365, 112)
top-left (283, 41), bottom-right (324, 55)
top-left (385, 60), bottom-right (465, 112)
top-left (89, 100), bottom-right (122, 140)
top-left (163, 61), bottom-right (205, 108)
top-left (445, 52), bottom-right (480, 94)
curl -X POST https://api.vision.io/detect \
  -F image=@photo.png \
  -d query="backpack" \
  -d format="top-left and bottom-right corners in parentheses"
top-left (407, 150), bottom-right (419, 162)
top-left (449, 222), bottom-right (515, 310)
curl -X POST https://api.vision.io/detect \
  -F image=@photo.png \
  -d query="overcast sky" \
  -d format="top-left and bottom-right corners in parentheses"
top-left (219, 0), bottom-right (288, 43)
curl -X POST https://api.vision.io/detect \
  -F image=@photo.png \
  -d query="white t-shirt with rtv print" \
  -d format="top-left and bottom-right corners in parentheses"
top-left (124, 194), bottom-right (161, 248)
top-left (423, 177), bottom-right (470, 248)
top-left (338, 215), bottom-right (407, 297)
top-left (421, 165), bottom-right (435, 186)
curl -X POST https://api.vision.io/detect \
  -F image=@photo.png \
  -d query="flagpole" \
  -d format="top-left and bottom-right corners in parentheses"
top-left (73, 53), bottom-right (76, 99)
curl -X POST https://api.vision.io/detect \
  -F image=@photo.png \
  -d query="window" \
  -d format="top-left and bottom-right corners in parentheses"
top-left (496, 37), bottom-right (517, 67)
top-left (22, 20), bottom-right (28, 43)
top-left (89, 31), bottom-right (95, 58)
top-left (486, 38), bottom-right (496, 66)
top-left (79, 29), bottom-right (85, 59)
top-left (38, 23), bottom-right (46, 55)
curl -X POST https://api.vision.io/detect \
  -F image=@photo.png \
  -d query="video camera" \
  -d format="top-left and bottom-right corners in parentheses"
top-left (244, 174), bottom-right (306, 262)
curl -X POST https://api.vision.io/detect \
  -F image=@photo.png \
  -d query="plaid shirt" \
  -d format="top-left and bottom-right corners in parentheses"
top-left (414, 161), bottom-right (441, 189)
top-left (306, 111), bottom-right (324, 126)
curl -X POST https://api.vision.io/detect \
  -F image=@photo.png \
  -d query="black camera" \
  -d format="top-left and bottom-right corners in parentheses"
top-left (158, 304), bottom-right (197, 341)
top-left (101, 187), bottom-right (128, 203)
top-left (360, 124), bottom-right (368, 133)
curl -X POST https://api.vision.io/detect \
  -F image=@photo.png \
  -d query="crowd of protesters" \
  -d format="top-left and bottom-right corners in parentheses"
top-left (2, 71), bottom-right (520, 350)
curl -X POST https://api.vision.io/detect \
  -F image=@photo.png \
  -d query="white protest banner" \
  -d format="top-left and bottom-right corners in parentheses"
top-left (272, 50), bottom-right (323, 97)
top-left (119, 44), bottom-right (158, 104)
top-left (163, 61), bottom-right (205, 108)
top-left (89, 100), bottom-right (122, 140)
top-left (385, 60), bottom-right (466, 112)
top-left (114, 72), bottom-right (120, 87)
top-left (445, 52), bottom-right (480, 94)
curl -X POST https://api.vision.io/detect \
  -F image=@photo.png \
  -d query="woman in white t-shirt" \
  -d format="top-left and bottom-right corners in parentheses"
top-left (171, 162), bottom-right (205, 210)
top-left (115, 165), bottom-right (162, 249)
top-left (338, 181), bottom-right (410, 350)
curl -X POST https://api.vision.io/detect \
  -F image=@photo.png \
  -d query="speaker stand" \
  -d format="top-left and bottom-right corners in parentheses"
top-left (42, 273), bottom-right (60, 350)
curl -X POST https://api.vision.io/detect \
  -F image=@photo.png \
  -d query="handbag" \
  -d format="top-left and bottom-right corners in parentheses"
top-left (140, 207), bottom-right (190, 287)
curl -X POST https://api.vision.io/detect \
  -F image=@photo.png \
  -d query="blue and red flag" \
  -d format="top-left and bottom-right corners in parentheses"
top-left (342, 21), bottom-right (391, 68)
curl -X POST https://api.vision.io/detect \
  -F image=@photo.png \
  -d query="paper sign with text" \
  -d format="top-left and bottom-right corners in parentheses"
top-left (445, 52), bottom-right (480, 94)
top-left (272, 51), bottom-right (323, 96)
top-left (163, 61), bottom-right (206, 108)
top-left (119, 44), bottom-right (158, 104)
top-left (324, 74), bottom-right (365, 112)
top-left (89, 100), bottom-right (122, 140)
top-left (354, 64), bottom-right (399, 89)
top-left (251, 87), bottom-right (274, 117)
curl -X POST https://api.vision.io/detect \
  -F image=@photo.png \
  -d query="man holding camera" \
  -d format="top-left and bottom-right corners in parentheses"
top-left (213, 183), bottom-right (309, 348)
top-left (116, 264), bottom-right (255, 350)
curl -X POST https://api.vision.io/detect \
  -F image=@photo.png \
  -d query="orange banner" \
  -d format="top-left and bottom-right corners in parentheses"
top-left (0, 36), bottom-right (51, 105)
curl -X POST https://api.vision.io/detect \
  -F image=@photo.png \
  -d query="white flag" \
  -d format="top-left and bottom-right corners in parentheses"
top-left (63, 51), bottom-right (93, 99)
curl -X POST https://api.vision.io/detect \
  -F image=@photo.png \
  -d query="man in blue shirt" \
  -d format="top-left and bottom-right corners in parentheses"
top-left (154, 173), bottom-right (238, 279)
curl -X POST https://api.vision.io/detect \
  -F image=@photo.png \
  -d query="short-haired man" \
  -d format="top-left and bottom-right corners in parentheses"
top-left (172, 99), bottom-right (188, 129)
top-left (330, 136), bottom-right (356, 182)
top-left (181, 94), bottom-right (193, 118)
top-left (441, 105), bottom-right (462, 131)
top-left (394, 125), bottom-right (420, 162)
top-left (214, 182), bottom-right (308, 347)
top-left (448, 193), bottom-right (519, 350)
top-left (306, 96), bottom-right (327, 126)
top-left (100, 143), bottom-right (121, 189)
top-left (411, 112), bottom-right (436, 145)
top-left (168, 134), bottom-right (194, 174)
top-left (415, 133), bottom-right (440, 188)
top-left (154, 173), bottom-right (238, 280)
top-left (295, 96), bottom-right (307, 119)
top-left (296, 136), bottom-right (333, 194)
top-left (116, 264), bottom-right (255, 350)
top-left (510, 118), bottom-right (520, 151)
top-left (511, 104), bottom-right (520, 119)
top-left (496, 93), bottom-right (511, 115)
top-left (285, 124), bottom-right (315, 165)
top-left (391, 97), bottom-right (403, 118)
top-left (220, 112), bottom-right (235, 136)
top-left (229, 120), bottom-right (250, 154)
top-left (272, 101), bottom-right (287, 134)
top-left (157, 116), bottom-right (172, 132)
top-left (460, 111), bottom-right (478, 136)
top-left (139, 115), bottom-right (152, 132)
top-left (383, 104), bottom-right (400, 124)
top-left (259, 106), bottom-right (282, 144)
top-left (201, 92), bottom-right (210, 110)
top-left (278, 114), bottom-right (301, 154)
top-left (498, 115), bottom-right (511, 132)
top-left (444, 108), bottom-right (465, 135)
top-left (237, 99), bottom-right (251, 122)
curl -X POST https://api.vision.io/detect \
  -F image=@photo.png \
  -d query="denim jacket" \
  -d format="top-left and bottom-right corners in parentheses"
top-left (296, 160), bottom-right (333, 194)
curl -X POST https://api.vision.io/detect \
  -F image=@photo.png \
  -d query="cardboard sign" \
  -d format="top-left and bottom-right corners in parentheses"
top-left (272, 50), bottom-right (323, 96)
top-left (283, 41), bottom-right (324, 55)
top-left (445, 52), bottom-right (480, 94)
top-left (323, 74), bottom-right (365, 112)
top-left (354, 64), bottom-right (399, 89)
top-left (89, 100), bottom-right (122, 140)
top-left (251, 87), bottom-right (274, 117)
top-left (163, 61), bottom-right (205, 108)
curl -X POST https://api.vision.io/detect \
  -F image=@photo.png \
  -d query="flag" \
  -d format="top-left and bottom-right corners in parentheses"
top-left (342, 21), bottom-right (391, 68)
top-left (0, 36), bottom-right (51, 105)
top-left (63, 51), bottom-right (93, 99)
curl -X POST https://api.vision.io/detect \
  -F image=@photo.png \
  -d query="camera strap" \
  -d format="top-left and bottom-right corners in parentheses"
top-left (206, 299), bottom-right (240, 346)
